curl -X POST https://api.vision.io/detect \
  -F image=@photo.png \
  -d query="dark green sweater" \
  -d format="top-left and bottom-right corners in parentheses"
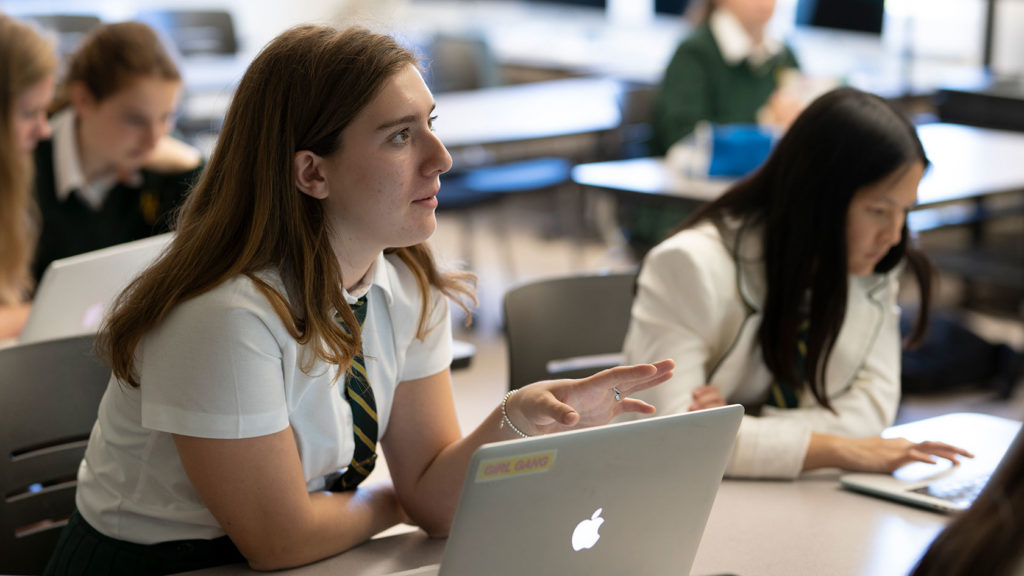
top-left (31, 138), bottom-right (202, 282)
top-left (651, 23), bottom-right (799, 155)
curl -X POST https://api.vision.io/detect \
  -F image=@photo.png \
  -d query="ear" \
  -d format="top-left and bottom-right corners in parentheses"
top-left (294, 150), bottom-right (329, 199)
top-left (69, 82), bottom-right (95, 112)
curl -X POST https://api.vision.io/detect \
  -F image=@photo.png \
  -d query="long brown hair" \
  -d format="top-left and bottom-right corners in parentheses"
top-left (99, 25), bottom-right (476, 387)
top-left (50, 20), bottom-right (180, 112)
top-left (0, 14), bottom-right (56, 304)
top-left (666, 88), bottom-right (933, 411)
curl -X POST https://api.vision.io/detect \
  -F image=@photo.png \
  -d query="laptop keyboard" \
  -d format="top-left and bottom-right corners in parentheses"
top-left (910, 474), bottom-right (990, 508)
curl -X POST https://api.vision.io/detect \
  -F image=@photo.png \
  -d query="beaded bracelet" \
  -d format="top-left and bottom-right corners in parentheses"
top-left (500, 389), bottom-right (530, 438)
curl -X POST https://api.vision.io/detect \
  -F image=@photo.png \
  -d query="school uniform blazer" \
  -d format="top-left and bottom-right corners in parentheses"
top-left (623, 219), bottom-right (902, 478)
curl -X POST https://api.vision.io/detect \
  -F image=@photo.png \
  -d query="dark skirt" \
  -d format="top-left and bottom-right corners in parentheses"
top-left (44, 510), bottom-right (246, 575)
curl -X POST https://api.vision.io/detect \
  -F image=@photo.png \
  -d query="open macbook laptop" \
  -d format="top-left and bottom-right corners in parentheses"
top-left (393, 404), bottom-right (743, 576)
top-left (841, 412), bottom-right (1021, 513)
top-left (21, 233), bottom-right (172, 344)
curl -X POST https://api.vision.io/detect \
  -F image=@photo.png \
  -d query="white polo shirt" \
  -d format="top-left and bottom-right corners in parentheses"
top-left (75, 251), bottom-right (453, 543)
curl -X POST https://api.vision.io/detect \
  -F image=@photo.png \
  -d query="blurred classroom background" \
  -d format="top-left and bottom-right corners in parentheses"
top-left (6, 0), bottom-right (1023, 427)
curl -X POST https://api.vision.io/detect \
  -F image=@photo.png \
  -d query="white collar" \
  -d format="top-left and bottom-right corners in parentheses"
top-left (51, 108), bottom-right (142, 210)
top-left (709, 8), bottom-right (784, 68)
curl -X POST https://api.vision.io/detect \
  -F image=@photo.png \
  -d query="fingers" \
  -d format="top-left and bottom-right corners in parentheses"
top-left (592, 359), bottom-right (675, 395)
top-left (532, 390), bottom-right (580, 428)
top-left (619, 398), bottom-right (656, 415)
top-left (912, 441), bottom-right (975, 465)
top-left (689, 385), bottom-right (725, 411)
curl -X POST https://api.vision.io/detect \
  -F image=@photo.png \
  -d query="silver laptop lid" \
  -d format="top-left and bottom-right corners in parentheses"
top-left (22, 234), bottom-right (172, 344)
top-left (439, 404), bottom-right (743, 576)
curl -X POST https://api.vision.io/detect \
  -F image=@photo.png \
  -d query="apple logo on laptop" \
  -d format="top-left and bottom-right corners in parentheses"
top-left (571, 508), bottom-right (605, 551)
top-left (81, 301), bottom-right (106, 331)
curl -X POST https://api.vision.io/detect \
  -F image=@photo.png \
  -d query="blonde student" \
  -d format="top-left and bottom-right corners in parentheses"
top-left (32, 20), bottom-right (202, 281)
top-left (44, 25), bottom-right (673, 574)
top-left (623, 87), bottom-right (969, 479)
top-left (0, 14), bottom-right (56, 339)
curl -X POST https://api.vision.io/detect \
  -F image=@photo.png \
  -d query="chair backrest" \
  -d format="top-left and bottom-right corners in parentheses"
top-left (424, 32), bottom-right (501, 93)
top-left (503, 271), bottom-right (637, 390)
top-left (0, 335), bottom-right (109, 575)
top-left (136, 9), bottom-right (238, 57)
top-left (24, 14), bottom-right (102, 60)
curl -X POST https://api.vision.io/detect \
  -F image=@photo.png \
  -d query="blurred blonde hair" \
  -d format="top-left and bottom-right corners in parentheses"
top-left (0, 14), bottom-right (56, 304)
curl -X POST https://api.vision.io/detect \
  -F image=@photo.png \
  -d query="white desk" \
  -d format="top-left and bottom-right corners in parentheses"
top-left (177, 475), bottom-right (948, 576)
top-left (432, 76), bottom-right (623, 150)
top-left (183, 75), bottom-right (624, 165)
top-left (572, 123), bottom-right (1024, 209)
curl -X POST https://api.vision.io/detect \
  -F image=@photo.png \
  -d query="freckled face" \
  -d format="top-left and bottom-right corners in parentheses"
top-left (318, 64), bottom-right (453, 254)
top-left (846, 161), bottom-right (924, 276)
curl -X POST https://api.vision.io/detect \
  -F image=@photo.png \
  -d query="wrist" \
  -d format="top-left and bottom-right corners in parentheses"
top-left (500, 389), bottom-right (532, 438)
top-left (803, 433), bottom-right (844, 471)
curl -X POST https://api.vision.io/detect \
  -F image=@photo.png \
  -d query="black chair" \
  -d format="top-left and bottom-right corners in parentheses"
top-left (23, 14), bottom-right (102, 60)
top-left (0, 335), bottom-right (109, 575)
top-left (135, 9), bottom-right (238, 57)
top-left (503, 271), bottom-right (637, 390)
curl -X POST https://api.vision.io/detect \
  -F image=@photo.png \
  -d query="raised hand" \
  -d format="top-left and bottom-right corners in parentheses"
top-left (506, 360), bottom-right (675, 436)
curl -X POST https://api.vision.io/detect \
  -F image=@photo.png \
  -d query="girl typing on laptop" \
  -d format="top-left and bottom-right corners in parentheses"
top-left (44, 25), bottom-right (673, 575)
top-left (0, 14), bottom-right (56, 340)
top-left (622, 88), bottom-right (970, 479)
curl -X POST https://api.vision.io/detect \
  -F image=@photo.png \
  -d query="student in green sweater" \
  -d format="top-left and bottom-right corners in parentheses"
top-left (32, 21), bottom-right (202, 282)
top-left (625, 0), bottom-right (802, 256)
top-left (651, 0), bottom-right (802, 155)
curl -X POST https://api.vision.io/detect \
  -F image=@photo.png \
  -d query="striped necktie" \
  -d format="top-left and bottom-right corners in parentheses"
top-left (327, 296), bottom-right (378, 491)
top-left (766, 316), bottom-right (809, 409)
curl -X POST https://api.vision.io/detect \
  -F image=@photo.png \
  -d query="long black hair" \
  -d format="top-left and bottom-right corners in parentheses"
top-left (675, 87), bottom-right (933, 410)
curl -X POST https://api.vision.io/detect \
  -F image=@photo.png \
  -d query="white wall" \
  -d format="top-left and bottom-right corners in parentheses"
top-left (993, 0), bottom-right (1024, 76)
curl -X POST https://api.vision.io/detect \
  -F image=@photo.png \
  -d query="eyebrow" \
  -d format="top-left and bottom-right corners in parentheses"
top-left (375, 104), bottom-right (436, 131)
top-left (879, 196), bottom-right (919, 209)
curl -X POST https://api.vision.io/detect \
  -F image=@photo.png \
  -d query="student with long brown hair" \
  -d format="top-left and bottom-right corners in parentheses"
top-left (32, 20), bottom-right (201, 281)
top-left (44, 25), bottom-right (673, 574)
top-left (623, 88), bottom-right (968, 478)
top-left (0, 14), bottom-right (56, 339)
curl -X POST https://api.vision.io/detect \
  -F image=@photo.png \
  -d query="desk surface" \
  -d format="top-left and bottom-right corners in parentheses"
top-left (572, 123), bottom-right (1024, 208)
top-left (178, 474), bottom-right (947, 576)
top-left (432, 76), bottom-right (623, 150)
top-left (184, 75), bottom-right (623, 160)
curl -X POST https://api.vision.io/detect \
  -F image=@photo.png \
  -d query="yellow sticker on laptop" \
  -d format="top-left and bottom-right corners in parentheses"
top-left (475, 450), bottom-right (557, 483)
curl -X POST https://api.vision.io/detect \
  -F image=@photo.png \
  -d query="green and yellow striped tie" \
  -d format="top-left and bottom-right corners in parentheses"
top-left (328, 296), bottom-right (378, 491)
top-left (766, 316), bottom-right (809, 409)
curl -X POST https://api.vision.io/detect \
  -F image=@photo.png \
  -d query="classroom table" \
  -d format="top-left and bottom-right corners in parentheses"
top-left (183, 75), bottom-right (625, 166)
top-left (176, 473), bottom-right (949, 576)
top-left (572, 121), bottom-right (1024, 301)
top-left (571, 123), bottom-right (1024, 210)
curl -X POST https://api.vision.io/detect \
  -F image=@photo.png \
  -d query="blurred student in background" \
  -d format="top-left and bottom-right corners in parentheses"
top-left (0, 14), bottom-right (56, 339)
top-left (651, 0), bottom-right (802, 155)
top-left (32, 20), bottom-right (202, 281)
